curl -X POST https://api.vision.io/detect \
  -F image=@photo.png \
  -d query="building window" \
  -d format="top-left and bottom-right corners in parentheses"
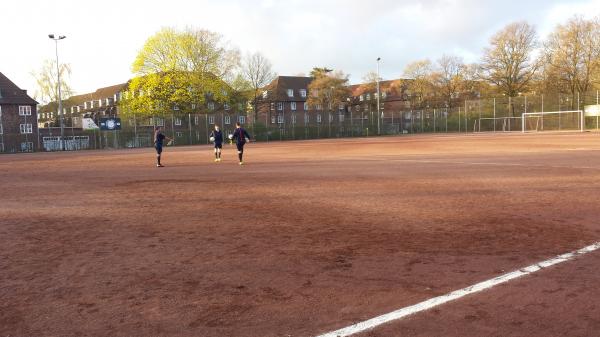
top-left (382, 92), bottom-right (387, 99)
top-left (175, 117), bottom-right (182, 126)
top-left (300, 89), bottom-right (307, 98)
top-left (277, 115), bottom-right (284, 124)
top-left (339, 103), bottom-right (345, 110)
top-left (225, 115), bottom-right (231, 125)
top-left (339, 114), bottom-right (345, 122)
top-left (291, 114), bottom-right (297, 124)
top-left (208, 102), bottom-right (215, 111)
top-left (304, 114), bottom-right (309, 124)
top-left (98, 99), bottom-right (103, 107)
top-left (359, 95), bottom-right (364, 102)
top-left (194, 115), bottom-right (199, 125)
top-left (366, 94), bottom-right (371, 101)
top-left (90, 101), bottom-right (95, 109)
top-left (317, 114), bottom-right (322, 123)
top-left (277, 102), bottom-right (283, 111)
top-left (19, 106), bottom-right (32, 116)
top-left (270, 103), bottom-right (275, 111)
top-left (173, 105), bottom-right (180, 111)
top-left (176, 132), bottom-right (184, 137)
top-left (316, 104), bottom-right (323, 111)
top-left (152, 117), bottom-right (165, 126)
top-left (271, 116), bottom-right (276, 124)
top-left (304, 102), bottom-right (309, 111)
top-left (239, 116), bottom-right (246, 124)
top-left (224, 103), bottom-right (230, 111)
top-left (20, 124), bottom-right (33, 134)
top-left (287, 89), bottom-right (294, 97)
top-left (20, 142), bottom-right (33, 152)
top-left (84, 102), bottom-right (89, 109)
top-left (262, 91), bottom-right (268, 99)
top-left (208, 115), bottom-right (215, 124)
top-left (192, 103), bottom-right (197, 110)
top-left (291, 102), bottom-right (297, 111)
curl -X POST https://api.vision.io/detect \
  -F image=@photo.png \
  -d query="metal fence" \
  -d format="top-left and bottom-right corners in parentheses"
top-left (2, 93), bottom-right (600, 154)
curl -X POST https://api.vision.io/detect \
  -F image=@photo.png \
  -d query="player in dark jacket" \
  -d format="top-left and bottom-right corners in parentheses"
top-left (229, 122), bottom-right (251, 165)
top-left (209, 125), bottom-right (224, 162)
top-left (154, 126), bottom-right (173, 167)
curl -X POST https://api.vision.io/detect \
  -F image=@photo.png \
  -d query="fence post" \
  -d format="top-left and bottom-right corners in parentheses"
top-left (188, 113), bottom-right (192, 145)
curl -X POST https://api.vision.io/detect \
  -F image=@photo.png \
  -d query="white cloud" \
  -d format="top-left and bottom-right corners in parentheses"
top-left (1, 0), bottom-right (598, 96)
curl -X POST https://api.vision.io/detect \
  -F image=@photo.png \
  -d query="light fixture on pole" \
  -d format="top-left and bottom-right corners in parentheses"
top-left (376, 57), bottom-right (381, 135)
top-left (48, 34), bottom-right (66, 150)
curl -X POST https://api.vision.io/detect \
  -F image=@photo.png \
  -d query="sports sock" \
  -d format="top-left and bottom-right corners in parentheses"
top-left (157, 155), bottom-right (161, 165)
top-left (238, 152), bottom-right (243, 162)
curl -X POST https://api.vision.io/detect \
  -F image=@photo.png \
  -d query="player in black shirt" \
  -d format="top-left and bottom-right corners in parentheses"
top-left (154, 126), bottom-right (173, 167)
top-left (209, 125), bottom-right (224, 162)
top-left (229, 122), bottom-right (251, 165)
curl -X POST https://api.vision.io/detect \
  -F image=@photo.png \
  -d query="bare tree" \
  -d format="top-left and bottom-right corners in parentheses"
top-left (242, 52), bottom-right (277, 124)
top-left (431, 55), bottom-right (465, 107)
top-left (31, 59), bottom-right (74, 105)
top-left (480, 21), bottom-right (539, 110)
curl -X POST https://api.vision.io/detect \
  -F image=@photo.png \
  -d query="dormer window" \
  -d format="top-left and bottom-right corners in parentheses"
top-left (287, 89), bottom-right (294, 98)
top-left (262, 91), bottom-right (268, 99)
top-left (300, 89), bottom-right (307, 98)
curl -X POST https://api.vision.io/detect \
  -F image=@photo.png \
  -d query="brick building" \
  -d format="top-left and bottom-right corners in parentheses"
top-left (255, 76), bottom-right (347, 128)
top-left (0, 72), bottom-right (39, 153)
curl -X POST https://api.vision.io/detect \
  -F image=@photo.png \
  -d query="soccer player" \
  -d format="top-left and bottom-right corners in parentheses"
top-left (153, 126), bottom-right (173, 167)
top-left (209, 125), bottom-right (224, 162)
top-left (229, 122), bottom-right (251, 165)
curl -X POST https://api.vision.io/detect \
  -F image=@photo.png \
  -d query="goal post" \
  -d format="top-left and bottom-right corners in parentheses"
top-left (521, 110), bottom-right (584, 133)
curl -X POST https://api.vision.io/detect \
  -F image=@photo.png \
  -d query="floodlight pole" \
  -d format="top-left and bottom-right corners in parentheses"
top-left (376, 57), bottom-right (381, 135)
top-left (49, 34), bottom-right (66, 150)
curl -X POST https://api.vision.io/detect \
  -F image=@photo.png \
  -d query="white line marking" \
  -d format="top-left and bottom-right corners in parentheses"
top-left (315, 242), bottom-right (600, 337)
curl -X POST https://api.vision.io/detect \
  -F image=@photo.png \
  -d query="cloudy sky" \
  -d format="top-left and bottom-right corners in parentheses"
top-left (2, 0), bottom-right (599, 98)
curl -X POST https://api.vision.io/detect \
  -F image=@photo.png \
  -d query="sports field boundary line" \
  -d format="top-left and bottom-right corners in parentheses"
top-left (314, 242), bottom-right (600, 337)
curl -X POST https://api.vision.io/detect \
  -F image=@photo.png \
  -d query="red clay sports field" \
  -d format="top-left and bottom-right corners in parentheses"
top-left (2, 133), bottom-right (600, 336)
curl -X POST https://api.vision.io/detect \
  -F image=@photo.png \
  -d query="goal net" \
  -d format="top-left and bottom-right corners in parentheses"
top-left (522, 111), bottom-right (584, 133)
top-left (477, 117), bottom-right (523, 132)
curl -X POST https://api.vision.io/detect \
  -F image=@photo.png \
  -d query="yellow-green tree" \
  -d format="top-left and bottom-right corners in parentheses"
top-left (122, 27), bottom-right (240, 118)
top-left (542, 16), bottom-right (600, 108)
top-left (403, 59), bottom-right (434, 107)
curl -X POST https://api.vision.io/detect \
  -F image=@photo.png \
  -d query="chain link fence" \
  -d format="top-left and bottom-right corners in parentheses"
top-left (2, 93), bottom-right (600, 154)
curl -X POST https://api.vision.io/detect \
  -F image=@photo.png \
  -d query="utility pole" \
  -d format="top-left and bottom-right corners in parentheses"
top-left (49, 34), bottom-right (66, 150)
top-left (376, 57), bottom-right (381, 135)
